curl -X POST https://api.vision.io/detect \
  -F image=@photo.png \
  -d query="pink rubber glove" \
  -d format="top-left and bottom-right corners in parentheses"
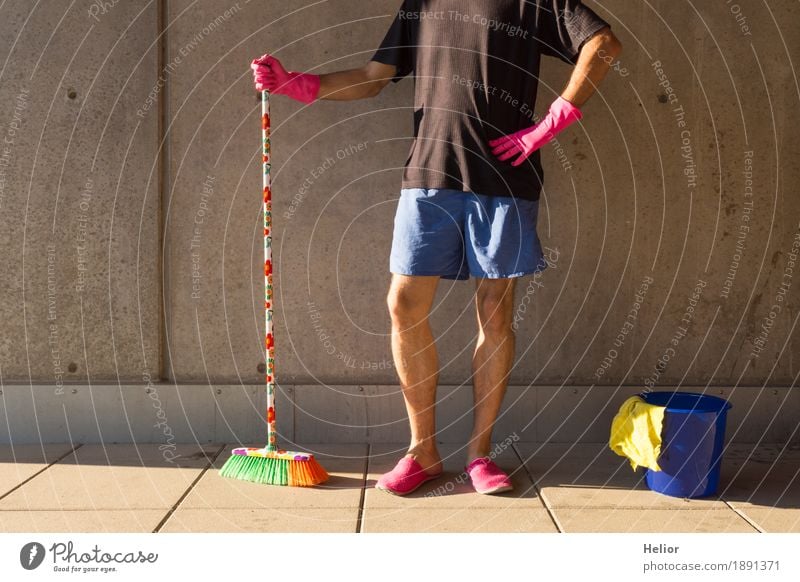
top-left (250, 54), bottom-right (320, 104)
top-left (489, 96), bottom-right (583, 167)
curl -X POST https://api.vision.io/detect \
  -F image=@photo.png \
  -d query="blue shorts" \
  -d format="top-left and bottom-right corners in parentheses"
top-left (390, 188), bottom-right (548, 280)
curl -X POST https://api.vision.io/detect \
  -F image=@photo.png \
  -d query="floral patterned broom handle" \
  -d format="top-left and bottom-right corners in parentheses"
top-left (262, 89), bottom-right (277, 453)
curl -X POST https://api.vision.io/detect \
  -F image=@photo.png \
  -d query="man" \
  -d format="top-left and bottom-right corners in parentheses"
top-left (252, 0), bottom-right (622, 495)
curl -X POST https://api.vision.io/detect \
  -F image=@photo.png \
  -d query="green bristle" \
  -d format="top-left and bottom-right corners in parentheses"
top-left (220, 454), bottom-right (289, 485)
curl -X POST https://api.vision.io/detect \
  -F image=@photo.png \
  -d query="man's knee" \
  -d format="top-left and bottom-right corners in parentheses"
top-left (387, 284), bottom-right (428, 328)
top-left (477, 291), bottom-right (514, 336)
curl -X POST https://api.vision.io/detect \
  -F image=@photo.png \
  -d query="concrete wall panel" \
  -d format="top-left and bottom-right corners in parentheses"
top-left (0, 0), bottom-right (161, 382)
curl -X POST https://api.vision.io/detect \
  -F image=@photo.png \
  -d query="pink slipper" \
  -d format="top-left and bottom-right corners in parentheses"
top-left (375, 456), bottom-right (442, 496)
top-left (466, 457), bottom-right (514, 495)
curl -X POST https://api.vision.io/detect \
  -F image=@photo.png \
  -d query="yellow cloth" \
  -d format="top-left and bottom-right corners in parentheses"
top-left (609, 395), bottom-right (665, 472)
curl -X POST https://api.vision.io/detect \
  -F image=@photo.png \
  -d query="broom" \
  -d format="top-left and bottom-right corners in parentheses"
top-left (219, 89), bottom-right (329, 486)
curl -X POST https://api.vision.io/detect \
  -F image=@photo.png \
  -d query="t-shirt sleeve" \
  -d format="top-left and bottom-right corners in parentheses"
top-left (371, 1), bottom-right (415, 82)
top-left (538, 0), bottom-right (611, 65)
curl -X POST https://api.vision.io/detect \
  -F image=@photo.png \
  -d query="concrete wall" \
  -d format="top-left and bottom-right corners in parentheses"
top-left (1, 1), bottom-right (799, 443)
top-left (0, 0), bottom-right (161, 385)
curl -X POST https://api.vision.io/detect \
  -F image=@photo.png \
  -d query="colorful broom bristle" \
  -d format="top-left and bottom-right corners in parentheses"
top-left (288, 456), bottom-right (329, 487)
top-left (219, 448), bottom-right (329, 487)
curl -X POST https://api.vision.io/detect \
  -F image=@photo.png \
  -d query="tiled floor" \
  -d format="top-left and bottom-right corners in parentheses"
top-left (0, 442), bottom-right (797, 533)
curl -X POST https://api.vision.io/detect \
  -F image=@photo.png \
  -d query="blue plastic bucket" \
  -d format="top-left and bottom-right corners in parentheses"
top-left (639, 391), bottom-right (732, 498)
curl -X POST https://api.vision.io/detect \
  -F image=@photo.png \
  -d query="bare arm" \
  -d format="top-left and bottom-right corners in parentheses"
top-left (318, 60), bottom-right (398, 100)
top-left (560, 26), bottom-right (622, 106)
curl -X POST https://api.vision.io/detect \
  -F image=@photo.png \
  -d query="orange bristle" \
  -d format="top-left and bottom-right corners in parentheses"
top-left (288, 457), bottom-right (329, 487)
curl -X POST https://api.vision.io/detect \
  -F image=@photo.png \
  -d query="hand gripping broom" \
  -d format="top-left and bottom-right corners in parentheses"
top-left (219, 90), bottom-right (329, 486)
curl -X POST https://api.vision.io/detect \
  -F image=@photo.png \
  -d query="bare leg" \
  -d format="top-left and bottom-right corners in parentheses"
top-left (466, 277), bottom-right (517, 463)
top-left (387, 274), bottom-right (443, 474)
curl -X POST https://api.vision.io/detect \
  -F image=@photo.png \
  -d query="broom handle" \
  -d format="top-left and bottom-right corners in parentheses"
top-left (262, 90), bottom-right (277, 452)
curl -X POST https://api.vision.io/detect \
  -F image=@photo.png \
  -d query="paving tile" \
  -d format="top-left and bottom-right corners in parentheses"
top-left (364, 443), bottom-right (543, 509)
top-left (0, 444), bottom-right (76, 496)
top-left (516, 442), bottom-right (729, 509)
top-left (160, 508), bottom-right (356, 533)
top-left (182, 444), bottom-right (366, 509)
top-left (732, 508), bottom-right (800, 533)
top-left (554, 508), bottom-right (758, 533)
top-left (0, 510), bottom-right (165, 533)
top-left (718, 443), bottom-right (800, 532)
top-left (0, 444), bottom-right (220, 510)
top-left (719, 444), bottom-right (800, 506)
top-left (362, 507), bottom-right (556, 533)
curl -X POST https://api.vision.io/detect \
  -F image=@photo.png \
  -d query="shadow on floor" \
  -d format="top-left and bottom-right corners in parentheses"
top-left (515, 441), bottom-right (800, 509)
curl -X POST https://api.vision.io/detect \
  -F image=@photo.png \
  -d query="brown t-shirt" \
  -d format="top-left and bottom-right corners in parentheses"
top-left (372, 0), bottom-right (610, 201)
